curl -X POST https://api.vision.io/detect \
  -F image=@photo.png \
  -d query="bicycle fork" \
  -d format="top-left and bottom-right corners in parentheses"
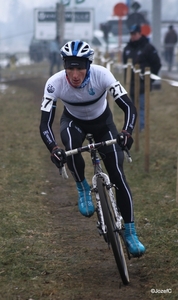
top-left (92, 173), bottom-right (123, 238)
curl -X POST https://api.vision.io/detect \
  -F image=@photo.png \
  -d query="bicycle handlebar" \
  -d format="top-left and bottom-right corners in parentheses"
top-left (60, 138), bottom-right (132, 179)
top-left (65, 139), bottom-right (118, 157)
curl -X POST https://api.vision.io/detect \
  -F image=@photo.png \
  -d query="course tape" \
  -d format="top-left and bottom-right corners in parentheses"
top-left (123, 62), bottom-right (178, 87)
top-left (100, 56), bottom-right (178, 87)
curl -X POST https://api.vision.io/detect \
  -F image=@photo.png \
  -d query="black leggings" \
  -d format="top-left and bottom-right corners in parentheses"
top-left (60, 106), bottom-right (134, 223)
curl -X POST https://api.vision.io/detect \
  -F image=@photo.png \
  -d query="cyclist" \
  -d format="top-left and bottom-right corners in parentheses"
top-left (39, 40), bottom-right (145, 257)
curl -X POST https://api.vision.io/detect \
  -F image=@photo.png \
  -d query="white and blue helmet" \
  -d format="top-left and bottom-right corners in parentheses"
top-left (61, 40), bottom-right (94, 63)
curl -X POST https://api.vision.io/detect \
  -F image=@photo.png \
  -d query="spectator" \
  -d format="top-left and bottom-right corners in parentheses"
top-left (49, 35), bottom-right (62, 76)
top-left (123, 24), bottom-right (161, 131)
top-left (164, 25), bottom-right (178, 71)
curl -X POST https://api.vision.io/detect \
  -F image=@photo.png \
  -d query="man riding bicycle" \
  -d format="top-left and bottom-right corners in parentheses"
top-left (39, 40), bottom-right (145, 257)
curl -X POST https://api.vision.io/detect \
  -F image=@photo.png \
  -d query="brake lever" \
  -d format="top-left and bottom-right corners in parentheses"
top-left (123, 147), bottom-right (132, 163)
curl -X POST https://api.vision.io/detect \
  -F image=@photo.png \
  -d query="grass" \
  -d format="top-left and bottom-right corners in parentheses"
top-left (118, 81), bottom-right (178, 298)
top-left (0, 75), bottom-right (57, 298)
top-left (0, 63), bottom-right (178, 299)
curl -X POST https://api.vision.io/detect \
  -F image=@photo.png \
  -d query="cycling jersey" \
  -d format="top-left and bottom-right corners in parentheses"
top-left (40, 64), bottom-right (136, 152)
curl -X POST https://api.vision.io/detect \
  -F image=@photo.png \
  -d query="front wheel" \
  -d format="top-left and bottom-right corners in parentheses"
top-left (97, 177), bottom-right (129, 285)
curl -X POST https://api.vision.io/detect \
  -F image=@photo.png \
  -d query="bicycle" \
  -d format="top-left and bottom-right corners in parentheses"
top-left (59, 133), bottom-right (132, 285)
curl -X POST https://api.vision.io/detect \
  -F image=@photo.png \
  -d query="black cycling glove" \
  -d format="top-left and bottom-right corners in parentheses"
top-left (117, 130), bottom-right (133, 150)
top-left (51, 146), bottom-right (67, 168)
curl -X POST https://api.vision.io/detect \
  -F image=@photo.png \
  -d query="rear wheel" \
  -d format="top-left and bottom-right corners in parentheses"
top-left (97, 177), bottom-right (129, 285)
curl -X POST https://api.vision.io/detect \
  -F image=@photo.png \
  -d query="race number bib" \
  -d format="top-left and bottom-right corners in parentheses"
top-left (41, 97), bottom-right (53, 112)
top-left (108, 82), bottom-right (127, 100)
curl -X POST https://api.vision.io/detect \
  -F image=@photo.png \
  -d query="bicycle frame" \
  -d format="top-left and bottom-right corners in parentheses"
top-left (62, 133), bottom-right (128, 237)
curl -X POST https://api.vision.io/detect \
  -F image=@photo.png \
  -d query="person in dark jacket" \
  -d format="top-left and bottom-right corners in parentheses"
top-left (123, 24), bottom-right (161, 131)
top-left (49, 35), bottom-right (62, 76)
top-left (164, 25), bottom-right (178, 71)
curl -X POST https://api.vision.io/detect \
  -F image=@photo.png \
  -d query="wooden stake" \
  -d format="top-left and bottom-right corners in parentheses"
top-left (134, 64), bottom-right (140, 152)
top-left (144, 67), bottom-right (150, 172)
top-left (176, 147), bottom-right (178, 203)
top-left (125, 58), bottom-right (132, 96)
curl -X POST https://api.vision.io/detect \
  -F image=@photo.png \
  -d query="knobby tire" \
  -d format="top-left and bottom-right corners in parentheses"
top-left (97, 177), bottom-right (130, 285)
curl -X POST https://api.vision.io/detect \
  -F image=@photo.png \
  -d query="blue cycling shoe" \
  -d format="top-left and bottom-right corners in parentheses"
top-left (124, 223), bottom-right (146, 257)
top-left (76, 179), bottom-right (95, 217)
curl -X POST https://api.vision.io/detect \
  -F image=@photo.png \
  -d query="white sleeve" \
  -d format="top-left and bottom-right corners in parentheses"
top-left (41, 78), bottom-right (58, 112)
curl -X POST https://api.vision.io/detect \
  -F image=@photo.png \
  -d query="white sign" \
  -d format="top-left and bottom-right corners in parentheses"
top-left (64, 8), bottom-right (94, 41)
top-left (34, 8), bottom-right (57, 40)
top-left (34, 7), bottom-right (94, 41)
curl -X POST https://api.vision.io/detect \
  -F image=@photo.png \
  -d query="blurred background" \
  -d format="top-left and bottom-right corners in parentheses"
top-left (0, 0), bottom-right (178, 73)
